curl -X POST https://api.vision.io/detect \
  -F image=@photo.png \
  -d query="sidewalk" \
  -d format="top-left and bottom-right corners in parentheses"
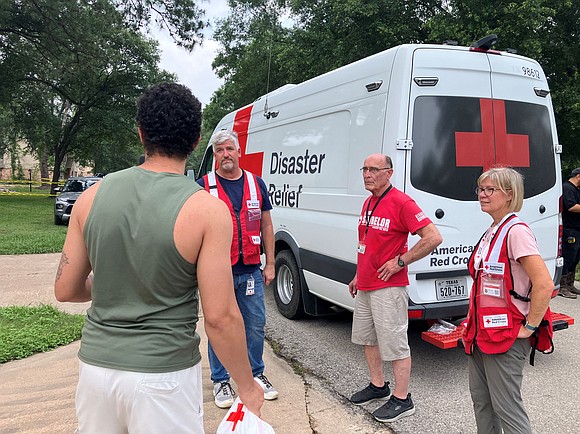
top-left (0, 254), bottom-right (377, 434)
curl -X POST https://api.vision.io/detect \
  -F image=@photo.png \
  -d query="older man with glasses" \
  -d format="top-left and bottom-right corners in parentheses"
top-left (348, 153), bottom-right (442, 423)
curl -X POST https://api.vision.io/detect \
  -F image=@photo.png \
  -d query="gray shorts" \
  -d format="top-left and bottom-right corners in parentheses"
top-left (351, 286), bottom-right (410, 361)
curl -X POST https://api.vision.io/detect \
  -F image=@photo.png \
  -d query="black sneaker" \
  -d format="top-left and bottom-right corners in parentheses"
top-left (373, 393), bottom-right (416, 423)
top-left (350, 382), bottom-right (391, 405)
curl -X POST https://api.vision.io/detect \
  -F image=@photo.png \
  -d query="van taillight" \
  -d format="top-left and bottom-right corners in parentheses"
top-left (558, 195), bottom-right (563, 257)
top-left (469, 47), bottom-right (502, 55)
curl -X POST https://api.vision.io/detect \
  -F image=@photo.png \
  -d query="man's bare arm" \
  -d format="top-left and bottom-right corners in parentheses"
top-left (260, 210), bottom-right (275, 286)
top-left (400, 223), bottom-right (443, 265)
top-left (194, 196), bottom-right (264, 415)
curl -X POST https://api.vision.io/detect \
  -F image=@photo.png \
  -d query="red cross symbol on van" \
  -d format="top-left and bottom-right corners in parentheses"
top-left (226, 402), bottom-right (246, 430)
top-left (455, 99), bottom-right (530, 171)
top-left (233, 105), bottom-right (265, 177)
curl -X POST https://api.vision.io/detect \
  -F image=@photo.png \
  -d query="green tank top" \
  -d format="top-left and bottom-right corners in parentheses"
top-left (79, 167), bottom-right (202, 373)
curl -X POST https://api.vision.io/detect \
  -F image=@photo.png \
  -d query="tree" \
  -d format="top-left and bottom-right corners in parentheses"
top-left (112, 0), bottom-right (208, 50)
top-left (1, 0), bottom-right (172, 190)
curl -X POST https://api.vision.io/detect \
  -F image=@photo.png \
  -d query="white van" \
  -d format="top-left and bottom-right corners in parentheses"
top-left (198, 36), bottom-right (563, 321)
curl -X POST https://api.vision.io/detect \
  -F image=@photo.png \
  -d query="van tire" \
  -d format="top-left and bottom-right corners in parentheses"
top-left (54, 215), bottom-right (63, 225)
top-left (274, 250), bottom-right (305, 319)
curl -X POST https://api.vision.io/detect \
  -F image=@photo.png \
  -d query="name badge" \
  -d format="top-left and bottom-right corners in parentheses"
top-left (482, 261), bottom-right (504, 275)
top-left (251, 235), bottom-right (261, 245)
top-left (246, 277), bottom-right (255, 296)
top-left (357, 243), bottom-right (366, 254)
top-left (247, 200), bottom-right (260, 209)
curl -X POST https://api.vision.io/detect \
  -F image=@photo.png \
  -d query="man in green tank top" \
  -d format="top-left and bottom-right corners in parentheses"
top-left (55, 83), bottom-right (263, 433)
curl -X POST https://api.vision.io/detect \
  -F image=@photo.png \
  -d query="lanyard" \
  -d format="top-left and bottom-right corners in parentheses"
top-left (474, 212), bottom-right (515, 274)
top-left (363, 185), bottom-right (393, 240)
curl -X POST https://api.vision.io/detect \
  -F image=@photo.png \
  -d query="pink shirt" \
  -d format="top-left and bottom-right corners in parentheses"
top-left (356, 187), bottom-right (432, 290)
top-left (506, 224), bottom-right (541, 315)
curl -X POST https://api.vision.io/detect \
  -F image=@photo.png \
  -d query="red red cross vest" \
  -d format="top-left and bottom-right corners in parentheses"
top-left (204, 171), bottom-right (262, 266)
top-left (463, 214), bottom-right (529, 355)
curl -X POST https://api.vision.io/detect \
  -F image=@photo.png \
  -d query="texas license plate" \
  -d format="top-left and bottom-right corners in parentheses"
top-left (435, 278), bottom-right (468, 300)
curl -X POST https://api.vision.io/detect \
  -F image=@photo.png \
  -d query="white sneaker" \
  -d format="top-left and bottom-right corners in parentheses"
top-left (254, 374), bottom-right (278, 400)
top-left (213, 381), bottom-right (235, 408)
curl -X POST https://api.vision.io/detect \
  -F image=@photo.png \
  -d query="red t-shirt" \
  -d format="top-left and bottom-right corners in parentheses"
top-left (356, 187), bottom-right (432, 290)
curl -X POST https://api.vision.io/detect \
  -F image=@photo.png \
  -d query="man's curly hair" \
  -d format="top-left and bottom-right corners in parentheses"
top-left (136, 83), bottom-right (202, 159)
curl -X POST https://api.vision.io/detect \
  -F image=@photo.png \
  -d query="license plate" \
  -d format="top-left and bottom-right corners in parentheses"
top-left (435, 278), bottom-right (468, 300)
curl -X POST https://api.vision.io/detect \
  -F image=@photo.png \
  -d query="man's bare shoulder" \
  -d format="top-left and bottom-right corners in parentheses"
top-left (182, 189), bottom-right (230, 219)
top-left (70, 181), bottom-right (101, 226)
top-left (174, 189), bottom-right (232, 263)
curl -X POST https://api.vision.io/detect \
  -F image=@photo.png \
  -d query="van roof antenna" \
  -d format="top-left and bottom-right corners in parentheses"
top-left (263, 35), bottom-right (274, 119)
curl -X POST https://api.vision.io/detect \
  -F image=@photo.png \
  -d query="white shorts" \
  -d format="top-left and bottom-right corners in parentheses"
top-left (351, 286), bottom-right (410, 361)
top-left (76, 361), bottom-right (203, 434)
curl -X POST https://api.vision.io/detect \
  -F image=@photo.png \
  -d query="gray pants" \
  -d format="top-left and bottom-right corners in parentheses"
top-left (468, 338), bottom-right (532, 434)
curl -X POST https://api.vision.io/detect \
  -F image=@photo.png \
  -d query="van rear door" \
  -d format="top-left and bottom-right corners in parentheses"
top-left (404, 47), bottom-right (560, 319)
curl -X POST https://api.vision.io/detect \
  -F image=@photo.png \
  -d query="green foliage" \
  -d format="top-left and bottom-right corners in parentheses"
top-left (0, 305), bottom-right (84, 363)
top-left (0, 195), bottom-right (66, 254)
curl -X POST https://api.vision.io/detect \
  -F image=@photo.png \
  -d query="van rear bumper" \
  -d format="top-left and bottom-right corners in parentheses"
top-left (408, 299), bottom-right (469, 321)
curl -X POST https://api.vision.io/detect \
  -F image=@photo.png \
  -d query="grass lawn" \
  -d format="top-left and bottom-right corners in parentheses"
top-left (0, 194), bottom-right (80, 363)
top-left (0, 305), bottom-right (84, 363)
top-left (0, 194), bottom-right (66, 254)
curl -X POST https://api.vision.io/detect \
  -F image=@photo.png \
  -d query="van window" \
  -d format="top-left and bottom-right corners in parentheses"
top-left (410, 96), bottom-right (556, 200)
top-left (198, 146), bottom-right (214, 179)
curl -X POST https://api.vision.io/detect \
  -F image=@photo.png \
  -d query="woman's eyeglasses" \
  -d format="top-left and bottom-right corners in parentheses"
top-left (475, 187), bottom-right (506, 197)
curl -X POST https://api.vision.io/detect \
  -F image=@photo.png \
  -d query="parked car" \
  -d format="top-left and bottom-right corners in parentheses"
top-left (54, 176), bottom-right (101, 225)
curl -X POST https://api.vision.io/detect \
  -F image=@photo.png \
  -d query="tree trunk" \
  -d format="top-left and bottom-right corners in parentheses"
top-left (40, 148), bottom-right (50, 188)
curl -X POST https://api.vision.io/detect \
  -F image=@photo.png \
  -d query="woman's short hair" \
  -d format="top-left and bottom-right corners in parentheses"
top-left (209, 130), bottom-right (240, 152)
top-left (478, 167), bottom-right (524, 213)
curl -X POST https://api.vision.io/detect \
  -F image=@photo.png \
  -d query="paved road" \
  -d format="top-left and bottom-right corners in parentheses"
top-left (265, 287), bottom-right (580, 434)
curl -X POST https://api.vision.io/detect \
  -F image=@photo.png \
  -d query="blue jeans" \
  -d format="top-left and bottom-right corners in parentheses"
top-left (208, 269), bottom-right (266, 383)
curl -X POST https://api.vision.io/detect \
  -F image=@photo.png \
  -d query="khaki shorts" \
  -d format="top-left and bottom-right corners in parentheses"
top-left (351, 286), bottom-right (410, 361)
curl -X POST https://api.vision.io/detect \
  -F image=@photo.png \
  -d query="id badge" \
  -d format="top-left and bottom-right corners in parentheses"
top-left (246, 208), bottom-right (261, 231)
top-left (481, 273), bottom-right (504, 298)
top-left (357, 243), bottom-right (366, 254)
top-left (246, 277), bottom-right (255, 296)
top-left (478, 273), bottom-right (507, 308)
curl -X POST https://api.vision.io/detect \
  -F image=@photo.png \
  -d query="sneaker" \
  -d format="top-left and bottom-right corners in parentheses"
top-left (213, 381), bottom-right (235, 408)
top-left (558, 287), bottom-right (578, 299)
top-left (350, 382), bottom-right (391, 405)
top-left (373, 393), bottom-right (416, 423)
top-left (254, 374), bottom-right (278, 400)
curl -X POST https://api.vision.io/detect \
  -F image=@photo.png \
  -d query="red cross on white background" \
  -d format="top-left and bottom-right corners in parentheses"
top-left (233, 105), bottom-right (264, 177)
top-left (455, 98), bottom-right (530, 171)
top-left (226, 402), bottom-right (245, 430)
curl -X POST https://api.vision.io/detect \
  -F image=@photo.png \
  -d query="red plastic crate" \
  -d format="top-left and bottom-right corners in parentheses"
top-left (421, 311), bottom-right (574, 350)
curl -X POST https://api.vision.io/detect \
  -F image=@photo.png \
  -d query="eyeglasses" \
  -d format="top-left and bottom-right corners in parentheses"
top-left (475, 187), bottom-right (502, 197)
top-left (360, 167), bottom-right (392, 174)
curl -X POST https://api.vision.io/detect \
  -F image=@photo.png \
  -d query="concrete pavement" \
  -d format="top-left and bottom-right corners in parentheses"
top-left (0, 254), bottom-right (378, 434)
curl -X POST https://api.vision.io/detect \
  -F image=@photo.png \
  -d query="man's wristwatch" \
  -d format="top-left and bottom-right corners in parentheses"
top-left (397, 256), bottom-right (405, 267)
top-left (524, 321), bottom-right (538, 332)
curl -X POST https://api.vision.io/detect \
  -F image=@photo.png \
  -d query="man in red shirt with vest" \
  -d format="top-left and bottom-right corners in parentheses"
top-left (197, 129), bottom-right (277, 409)
top-left (348, 154), bottom-right (442, 423)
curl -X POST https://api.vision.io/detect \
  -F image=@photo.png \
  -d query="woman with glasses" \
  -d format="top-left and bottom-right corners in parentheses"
top-left (463, 167), bottom-right (553, 434)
